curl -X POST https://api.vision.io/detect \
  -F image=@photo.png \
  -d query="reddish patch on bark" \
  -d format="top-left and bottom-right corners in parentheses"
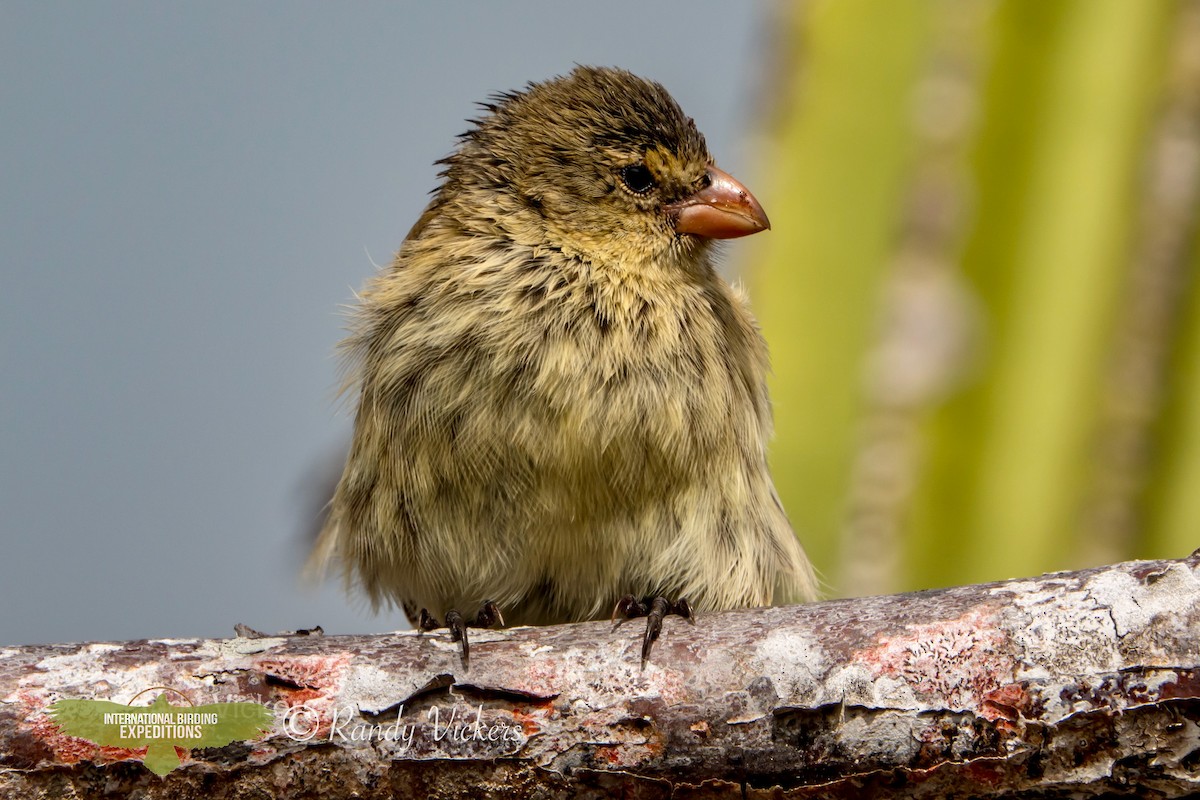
top-left (249, 655), bottom-right (350, 743)
top-left (17, 689), bottom-right (174, 771)
top-left (595, 744), bottom-right (624, 764)
top-left (31, 712), bottom-right (97, 765)
top-left (509, 708), bottom-right (547, 737)
top-left (981, 683), bottom-right (1032, 722)
top-left (32, 711), bottom-right (147, 768)
top-left (255, 654), bottom-right (350, 692)
top-left (18, 693), bottom-right (91, 766)
top-left (861, 608), bottom-right (1015, 710)
top-left (963, 759), bottom-right (1007, 787)
top-left (513, 659), bottom-right (566, 695)
top-left (592, 738), bottom-right (663, 768)
top-left (1160, 668), bottom-right (1200, 700)
top-left (283, 688), bottom-right (326, 706)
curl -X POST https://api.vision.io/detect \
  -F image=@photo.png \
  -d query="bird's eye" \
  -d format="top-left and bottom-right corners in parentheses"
top-left (619, 163), bottom-right (656, 195)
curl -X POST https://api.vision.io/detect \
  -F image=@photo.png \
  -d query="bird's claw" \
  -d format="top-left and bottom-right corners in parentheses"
top-left (611, 595), bottom-right (694, 669)
top-left (474, 599), bottom-right (505, 629)
top-left (417, 600), bottom-right (504, 672)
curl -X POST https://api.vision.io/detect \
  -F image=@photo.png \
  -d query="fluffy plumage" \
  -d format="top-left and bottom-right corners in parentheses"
top-left (312, 66), bottom-right (816, 627)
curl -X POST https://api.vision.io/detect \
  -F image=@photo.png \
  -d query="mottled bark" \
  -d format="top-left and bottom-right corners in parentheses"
top-left (3, 553), bottom-right (1200, 799)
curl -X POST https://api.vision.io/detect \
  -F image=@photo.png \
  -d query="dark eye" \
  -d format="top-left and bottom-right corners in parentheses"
top-left (619, 163), bottom-right (655, 194)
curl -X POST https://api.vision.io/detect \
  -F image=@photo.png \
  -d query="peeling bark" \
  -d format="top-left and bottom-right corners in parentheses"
top-left (3, 553), bottom-right (1200, 798)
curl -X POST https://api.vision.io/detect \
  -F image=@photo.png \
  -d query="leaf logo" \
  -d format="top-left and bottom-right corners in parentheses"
top-left (48, 688), bottom-right (274, 776)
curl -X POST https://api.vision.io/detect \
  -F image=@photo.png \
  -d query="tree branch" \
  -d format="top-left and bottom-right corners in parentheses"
top-left (3, 552), bottom-right (1200, 798)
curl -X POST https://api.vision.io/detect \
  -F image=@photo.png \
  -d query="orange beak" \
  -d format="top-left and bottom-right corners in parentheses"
top-left (666, 165), bottom-right (770, 239)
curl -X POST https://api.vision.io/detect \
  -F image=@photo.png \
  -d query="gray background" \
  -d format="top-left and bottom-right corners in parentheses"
top-left (1, 3), bottom-right (771, 645)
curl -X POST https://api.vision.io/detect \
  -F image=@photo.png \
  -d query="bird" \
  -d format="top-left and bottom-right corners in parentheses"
top-left (311, 66), bottom-right (817, 669)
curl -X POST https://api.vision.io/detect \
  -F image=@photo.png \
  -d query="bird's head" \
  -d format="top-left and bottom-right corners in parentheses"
top-left (440, 66), bottom-right (770, 268)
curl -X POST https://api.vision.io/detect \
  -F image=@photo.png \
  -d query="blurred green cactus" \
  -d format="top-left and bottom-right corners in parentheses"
top-left (747, 0), bottom-right (1198, 597)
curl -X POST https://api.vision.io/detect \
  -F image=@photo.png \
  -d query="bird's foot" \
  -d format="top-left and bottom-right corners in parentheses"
top-left (417, 600), bottom-right (504, 672)
top-left (611, 595), bottom-right (694, 669)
